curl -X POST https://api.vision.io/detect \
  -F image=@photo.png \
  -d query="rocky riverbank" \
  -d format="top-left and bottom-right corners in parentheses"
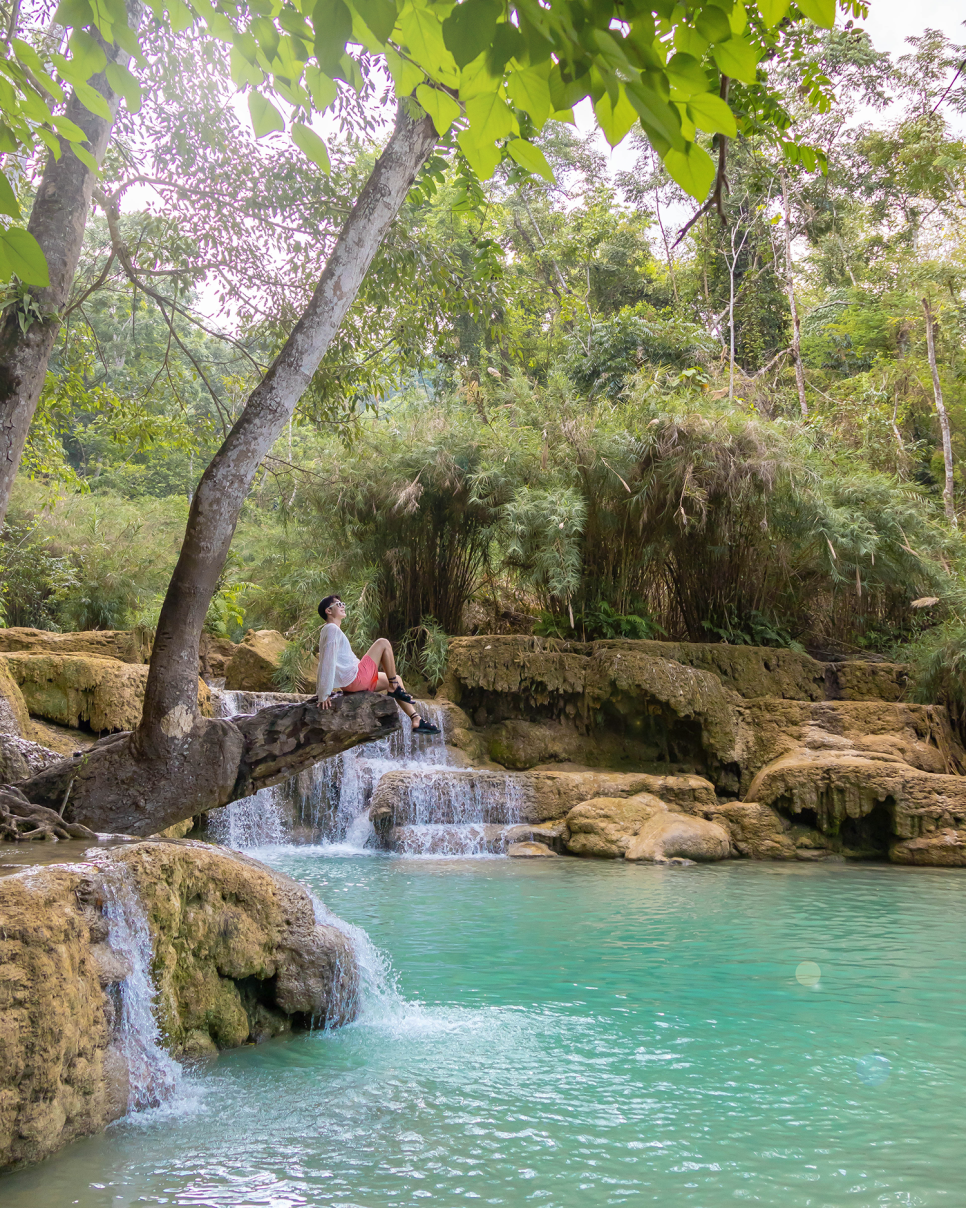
top-left (0, 840), bottom-right (358, 1171)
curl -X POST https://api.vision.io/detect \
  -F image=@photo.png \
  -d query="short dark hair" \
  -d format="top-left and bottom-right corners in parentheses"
top-left (318, 594), bottom-right (342, 620)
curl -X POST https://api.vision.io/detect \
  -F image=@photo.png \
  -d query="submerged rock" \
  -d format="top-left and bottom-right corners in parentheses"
top-left (507, 841), bottom-right (556, 858)
top-left (0, 840), bottom-right (358, 1171)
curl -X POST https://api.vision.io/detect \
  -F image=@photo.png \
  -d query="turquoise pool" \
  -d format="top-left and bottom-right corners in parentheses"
top-left (3, 856), bottom-right (964, 1206)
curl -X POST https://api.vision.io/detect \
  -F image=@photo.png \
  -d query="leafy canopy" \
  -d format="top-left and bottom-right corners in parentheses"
top-left (1, 0), bottom-right (864, 286)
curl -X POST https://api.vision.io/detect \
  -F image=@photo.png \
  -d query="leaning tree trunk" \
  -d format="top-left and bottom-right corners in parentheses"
top-left (922, 298), bottom-right (957, 528)
top-left (1, 102), bottom-right (438, 834)
top-left (17, 691), bottom-right (399, 836)
top-left (136, 101), bottom-right (437, 760)
top-left (0, 1), bottom-right (144, 529)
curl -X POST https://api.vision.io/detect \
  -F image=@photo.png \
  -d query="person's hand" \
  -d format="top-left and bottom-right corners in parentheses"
top-left (319, 692), bottom-right (340, 710)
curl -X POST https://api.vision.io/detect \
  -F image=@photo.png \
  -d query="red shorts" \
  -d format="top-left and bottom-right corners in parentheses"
top-left (343, 655), bottom-right (378, 693)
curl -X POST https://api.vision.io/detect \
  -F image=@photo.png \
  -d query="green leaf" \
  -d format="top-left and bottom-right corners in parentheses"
top-left (69, 141), bottom-right (100, 173)
top-left (758, 0), bottom-right (790, 27)
top-left (711, 35), bottom-right (761, 84)
top-left (673, 25), bottom-right (709, 57)
top-left (385, 47), bottom-right (424, 97)
top-left (72, 79), bottom-right (113, 120)
top-left (506, 64), bottom-right (552, 127)
top-left (291, 121), bottom-right (331, 171)
top-left (305, 63), bottom-right (338, 110)
top-left (35, 127), bottom-right (63, 159)
top-left (625, 81), bottom-right (684, 152)
top-left (230, 44), bottom-right (264, 87)
top-left (105, 62), bottom-right (142, 113)
top-left (728, 3), bottom-right (747, 35)
top-left (686, 90), bottom-right (737, 137)
top-left (67, 30), bottom-right (107, 80)
top-left (1, 228), bottom-right (49, 286)
top-left (485, 21), bottom-right (525, 75)
top-left (52, 0), bottom-right (94, 31)
top-left (168, 0), bottom-right (194, 34)
top-left (464, 92), bottom-right (515, 144)
top-left (53, 114), bottom-right (87, 141)
top-left (506, 137), bottom-right (555, 183)
top-left (12, 39), bottom-right (65, 102)
top-left (664, 141), bottom-right (716, 200)
top-left (666, 53), bottom-right (711, 98)
top-left (248, 91), bottom-right (285, 137)
top-left (312, 0), bottom-right (353, 75)
top-left (549, 64), bottom-right (591, 112)
top-left (415, 83), bottom-right (461, 135)
top-left (795, 0), bottom-right (835, 28)
top-left (594, 86), bottom-right (637, 148)
top-left (695, 7), bottom-right (731, 43)
top-left (0, 173), bottom-right (22, 220)
top-left (442, 0), bottom-right (499, 70)
top-left (18, 86), bottom-right (53, 124)
top-left (457, 126), bottom-right (501, 179)
top-left (399, 6), bottom-right (457, 85)
top-left (352, 0), bottom-right (397, 42)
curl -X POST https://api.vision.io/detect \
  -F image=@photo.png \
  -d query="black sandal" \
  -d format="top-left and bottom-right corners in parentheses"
top-left (412, 714), bottom-right (440, 734)
top-left (388, 677), bottom-right (415, 704)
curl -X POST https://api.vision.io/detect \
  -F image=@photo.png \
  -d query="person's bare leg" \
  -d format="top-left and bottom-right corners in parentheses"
top-left (364, 638), bottom-right (397, 680)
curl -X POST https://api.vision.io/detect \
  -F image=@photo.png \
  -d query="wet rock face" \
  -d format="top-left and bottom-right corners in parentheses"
top-left (0, 841), bottom-right (358, 1171)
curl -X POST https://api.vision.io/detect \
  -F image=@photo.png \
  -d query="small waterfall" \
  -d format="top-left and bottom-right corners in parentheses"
top-left (207, 784), bottom-right (286, 850)
top-left (209, 693), bottom-right (520, 858)
top-left (299, 701), bottom-right (457, 853)
top-left (386, 772), bottom-right (524, 856)
top-left (101, 868), bottom-right (182, 1113)
top-left (208, 690), bottom-right (303, 850)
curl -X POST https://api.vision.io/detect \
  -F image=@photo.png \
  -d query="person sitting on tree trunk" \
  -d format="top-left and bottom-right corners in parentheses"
top-left (316, 595), bottom-right (440, 734)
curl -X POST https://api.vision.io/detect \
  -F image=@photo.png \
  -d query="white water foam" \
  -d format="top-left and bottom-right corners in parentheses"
top-left (100, 867), bottom-right (183, 1114)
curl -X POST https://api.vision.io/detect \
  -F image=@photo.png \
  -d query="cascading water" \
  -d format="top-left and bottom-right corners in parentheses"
top-left (209, 691), bottom-right (521, 856)
top-left (99, 866), bottom-right (183, 1113)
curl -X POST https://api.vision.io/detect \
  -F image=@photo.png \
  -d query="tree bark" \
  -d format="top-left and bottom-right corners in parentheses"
top-left (780, 172), bottom-right (808, 419)
top-left (923, 297), bottom-right (957, 527)
top-left (135, 102), bottom-right (437, 762)
top-left (0, 1), bottom-right (144, 528)
top-left (16, 691), bottom-right (400, 836)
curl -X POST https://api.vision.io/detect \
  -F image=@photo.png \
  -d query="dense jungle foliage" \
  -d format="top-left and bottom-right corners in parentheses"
top-left (3, 22), bottom-right (966, 702)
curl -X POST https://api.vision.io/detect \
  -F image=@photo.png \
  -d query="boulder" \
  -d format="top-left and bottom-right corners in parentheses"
top-left (703, 801), bottom-right (797, 861)
top-left (624, 813), bottom-right (731, 863)
top-left (0, 840), bottom-right (358, 1171)
top-left (199, 634), bottom-right (238, 682)
top-left (507, 841), bottom-right (556, 858)
top-left (225, 629), bottom-right (288, 692)
top-left (0, 652), bottom-right (211, 733)
top-left (890, 829), bottom-right (966, 866)
top-left (565, 793), bottom-right (672, 858)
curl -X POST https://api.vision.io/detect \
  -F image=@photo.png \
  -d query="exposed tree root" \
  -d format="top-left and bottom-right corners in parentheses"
top-left (0, 787), bottom-right (97, 842)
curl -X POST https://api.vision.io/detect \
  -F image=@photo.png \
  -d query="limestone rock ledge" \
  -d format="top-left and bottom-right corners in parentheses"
top-left (0, 840), bottom-right (358, 1171)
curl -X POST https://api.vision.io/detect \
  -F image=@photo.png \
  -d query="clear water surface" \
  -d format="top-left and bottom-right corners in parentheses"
top-left (3, 855), bottom-right (965, 1208)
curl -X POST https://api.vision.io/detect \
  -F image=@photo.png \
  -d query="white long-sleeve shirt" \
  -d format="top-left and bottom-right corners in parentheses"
top-left (317, 623), bottom-right (360, 699)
